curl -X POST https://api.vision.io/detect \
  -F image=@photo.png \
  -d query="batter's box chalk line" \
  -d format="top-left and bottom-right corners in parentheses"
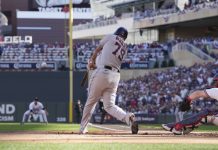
top-left (88, 123), bottom-right (129, 132)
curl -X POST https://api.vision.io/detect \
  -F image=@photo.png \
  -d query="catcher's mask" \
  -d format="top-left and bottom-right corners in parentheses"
top-left (211, 74), bottom-right (218, 87)
top-left (114, 27), bottom-right (128, 40)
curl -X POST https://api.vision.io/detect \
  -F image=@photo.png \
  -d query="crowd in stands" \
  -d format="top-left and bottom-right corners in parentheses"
top-left (116, 62), bottom-right (218, 115)
top-left (74, 41), bottom-right (171, 64)
top-left (0, 42), bottom-right (68, 71)
top-left (134, 0), bottom-right (218, 21)
top-left (0, 36), bottom-right (217, 71)
top-left (74, 36), bottom-right (218, 65)
top-left (171, 36), bottom-right (218, 59)
top-left (0, 40), bottom-right (172, 71)
top-left (0, 34), bottom-right (217, 71)
top-left (0, 42), bottom-right (68, 62)
top-left (189, 37), bottom-right (218, 59)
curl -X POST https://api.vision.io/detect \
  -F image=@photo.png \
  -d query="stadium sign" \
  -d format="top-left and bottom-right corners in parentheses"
top-left (56, 117), bottom-right (67, 122)
top-left (129, 62), bottom-right (148, 69)
top-left (75, 62), bottom-right (88, 70)
top-left (92, 113), bottom-right (158, 124)
top-left (0, 104), bottom-right (16, 121)
top-left (75, 62), bottom-right (149, 70)
top-left (38, 7), bottom-right (63, 12)
top-left (121, 62), bottom-right (149, 69)
top-left (0, 36), bottom-right (32, 44)
top-left (0, 62), bottom-right (56, 70)
top-left (35, 0), bottom-right (84, 7)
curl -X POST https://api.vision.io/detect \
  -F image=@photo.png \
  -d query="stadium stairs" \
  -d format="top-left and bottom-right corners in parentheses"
top-left (171, 42), bottom-right (215, 67)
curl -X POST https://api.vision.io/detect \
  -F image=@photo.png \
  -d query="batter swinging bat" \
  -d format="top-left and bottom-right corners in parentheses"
top-left (80, 71), bottom-right (88, 87)
top-left (81, 52), bottom-right (99, 87)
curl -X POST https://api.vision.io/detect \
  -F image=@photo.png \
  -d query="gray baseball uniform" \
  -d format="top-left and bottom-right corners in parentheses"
top-left (80, 34), bottom-right (132, 133)
top-left (22, 101), bottom-right (48, 123)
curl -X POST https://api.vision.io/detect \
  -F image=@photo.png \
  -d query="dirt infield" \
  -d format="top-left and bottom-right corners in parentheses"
top-left (1, 124), bottom-right (218, 144)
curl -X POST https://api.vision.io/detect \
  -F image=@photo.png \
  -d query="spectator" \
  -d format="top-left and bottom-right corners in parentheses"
top-left (74, 99), bottom-right (83, 123)
top-left (172, 92), bottom-right (184, 122)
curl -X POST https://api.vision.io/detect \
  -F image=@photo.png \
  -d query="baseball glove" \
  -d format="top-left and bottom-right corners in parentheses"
top-left (179, 97), bottom-right (191, 112)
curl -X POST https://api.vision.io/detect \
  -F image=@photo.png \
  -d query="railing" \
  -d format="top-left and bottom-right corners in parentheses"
top-left (173, 42), bottom-right (215, 61)
top-left (74, 18), bottom-right (117, 31)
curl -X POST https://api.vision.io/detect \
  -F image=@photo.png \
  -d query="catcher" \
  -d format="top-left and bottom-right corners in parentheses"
top-left (162, 74), bottom-right (218, 135)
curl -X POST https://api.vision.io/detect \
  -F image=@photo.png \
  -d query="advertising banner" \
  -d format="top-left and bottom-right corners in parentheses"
top-left (75, 61), bottom-right (149, 70)
top-left (75, 62), bottom-right (88, 70)
top-left (92, 113), bottom-right (158, 124)
top-left (0, 62), bottom-right (56, 70)
top-left (0, 104), bottom-right (16, 122)
top-left (121, 62), bottom-right (148, 69)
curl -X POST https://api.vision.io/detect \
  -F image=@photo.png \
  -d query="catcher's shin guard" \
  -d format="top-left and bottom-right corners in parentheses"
top-left (174, 109), bottom-right (218, 131)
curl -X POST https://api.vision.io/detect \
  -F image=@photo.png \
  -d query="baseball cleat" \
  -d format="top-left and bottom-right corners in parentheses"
top-left (79, 127), bottom-right (88, 134)
top-left (171, 128), bottom-right (183, 135)
top-left (129, 114), bottom-right (138, 134)
top-left (162, 123), bottom-right (174, 131)
top-left (162, 123), bottom-right (183, 135)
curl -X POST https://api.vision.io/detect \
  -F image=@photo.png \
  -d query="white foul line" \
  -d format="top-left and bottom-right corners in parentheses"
top-left (88, 123), bottom-right (128, 132)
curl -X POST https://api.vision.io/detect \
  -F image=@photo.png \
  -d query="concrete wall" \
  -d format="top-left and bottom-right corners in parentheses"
top-left (0, 71), bottom-right (88, 123)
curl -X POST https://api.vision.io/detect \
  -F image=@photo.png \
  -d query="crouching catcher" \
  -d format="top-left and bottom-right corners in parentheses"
top-left (162, 74), bottom-right (218, 135)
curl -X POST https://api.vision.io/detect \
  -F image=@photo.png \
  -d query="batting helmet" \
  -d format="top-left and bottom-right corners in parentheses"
top-left (211, 74), bottom-right (218, 87)
top-left (114, 27), bottom-right (128, 40)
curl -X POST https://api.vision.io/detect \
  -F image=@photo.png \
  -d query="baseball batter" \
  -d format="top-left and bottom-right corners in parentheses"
top-left (162, 74), bottom-right (218, 134)
top-left (21, 97), bottom-right (48, 125)
top-left (80, 27), bottom-right (138, 134)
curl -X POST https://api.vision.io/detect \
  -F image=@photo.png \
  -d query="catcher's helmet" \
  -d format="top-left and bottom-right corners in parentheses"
top-left (211, 74), bottom-right (218, 87)
top-left (114, 27), bottom-right (128, 40)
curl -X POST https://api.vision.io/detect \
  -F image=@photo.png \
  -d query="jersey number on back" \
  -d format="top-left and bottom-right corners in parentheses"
top-left (112, 42), bottom-right (126, 61)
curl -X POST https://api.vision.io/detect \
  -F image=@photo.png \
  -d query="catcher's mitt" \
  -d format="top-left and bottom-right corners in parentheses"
top-left (179, 97), bottom-right (191, 112)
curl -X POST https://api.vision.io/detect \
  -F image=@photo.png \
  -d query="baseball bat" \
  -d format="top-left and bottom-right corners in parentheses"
top-left (80, 71), bottom-right (88, 87)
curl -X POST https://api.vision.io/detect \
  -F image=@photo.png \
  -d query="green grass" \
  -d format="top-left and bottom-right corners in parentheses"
top-left (0, 123), bottom-right (79, 132)
top-left (0, 123), bottom-right (217, 132)
top-left (139, 124), bottom-right (218, 132)
top-left (0, 143), bottom-right (217, 150)
top-left (0, 123), bottom-right (99, 132)
top-left (0, 123), bottom-right (217, 150)
top-left (194, 125), bottom-right (218, 132)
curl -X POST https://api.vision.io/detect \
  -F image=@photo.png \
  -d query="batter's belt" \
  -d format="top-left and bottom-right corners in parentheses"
top-left (104, 65), bottom-right (120, 73)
